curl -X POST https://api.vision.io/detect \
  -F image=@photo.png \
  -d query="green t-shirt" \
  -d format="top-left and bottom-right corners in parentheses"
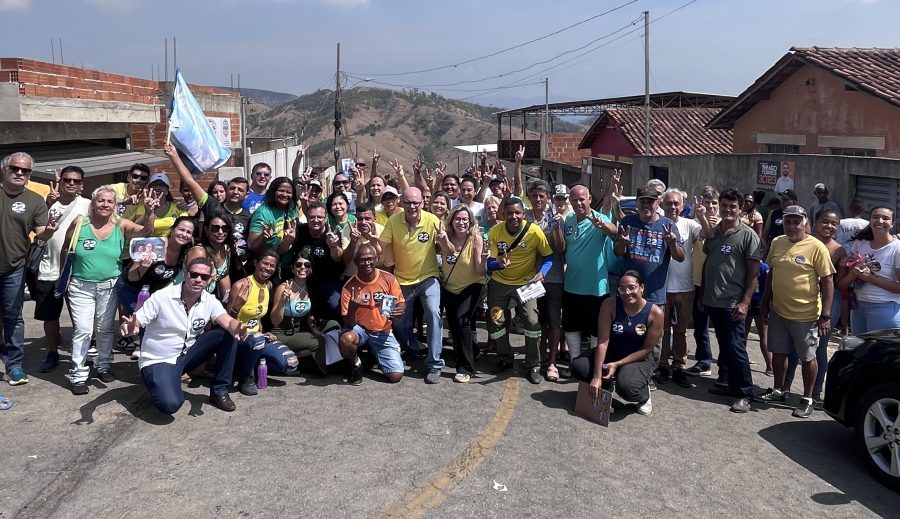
top-left (72, 222), bottom-right (124, 282)
top-left (702, 223), bottom-right (762, 308)
top-left (249, 203), bottom-right (300, 268)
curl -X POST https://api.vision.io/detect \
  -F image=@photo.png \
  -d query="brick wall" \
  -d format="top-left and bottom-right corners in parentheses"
top-left (547, 133), bottom-right (591, 167)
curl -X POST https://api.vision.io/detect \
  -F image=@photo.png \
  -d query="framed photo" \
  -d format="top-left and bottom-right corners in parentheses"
top-left (129, 237), bottom-right (165, 262)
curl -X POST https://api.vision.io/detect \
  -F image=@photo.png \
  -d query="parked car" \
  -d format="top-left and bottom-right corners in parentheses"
top-left (823, 329), bottom-right (900, 491)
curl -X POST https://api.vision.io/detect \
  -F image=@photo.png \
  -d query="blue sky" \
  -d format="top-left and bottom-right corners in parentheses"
top-left (0, 0), bottom-right (896, 108)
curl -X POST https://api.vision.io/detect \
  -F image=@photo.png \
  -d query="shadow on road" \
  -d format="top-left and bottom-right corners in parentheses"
top-left (758, 420), bottom-right (900, 514)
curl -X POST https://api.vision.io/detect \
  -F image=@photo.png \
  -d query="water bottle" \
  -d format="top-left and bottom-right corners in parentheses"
top-left (257, 359), bottom-right (268, 390)
top-left (135, 285), bottom-right (151, 311)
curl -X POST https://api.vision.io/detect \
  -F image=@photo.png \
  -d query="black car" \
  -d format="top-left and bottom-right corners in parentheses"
top-left (824, 329), bottom-right (900, 491)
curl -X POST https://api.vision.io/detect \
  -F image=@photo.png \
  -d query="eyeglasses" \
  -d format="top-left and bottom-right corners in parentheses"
top-left (61, 178), bottom-right (83, 184)
top-left (254, 171), bottom-right (271, 177)
top-left (294, 262), bottom-right (311, 269)
top-left (188, 271), bottom-right (212, 281)
top-left (209, 224), bottom-right (230, 233)
top-left (8, 165), bottom-right (32, 175)
top-left (131, 173), bottom-right (149, 181)
top-left (617, 285), bottom-right (640, 294)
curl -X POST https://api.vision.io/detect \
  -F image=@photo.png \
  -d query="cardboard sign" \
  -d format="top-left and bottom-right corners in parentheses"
top-left (575, 381), bottom-right (613, 427)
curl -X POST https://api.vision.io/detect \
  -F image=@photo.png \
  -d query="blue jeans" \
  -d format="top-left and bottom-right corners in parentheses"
top-left (851, 299), bottom-right (900, 335)
top-left (236, 339), bottom-right (298, 380)
top-left (692, 287), bottom-right (713, 370)
top-left (0, 267), bottom-right (26, 371)
top-left (707, 306), bottom-right (753, 398)
top-left (395, 277), bottom-right (444, 370)
top-left (140, 328), bottom-right (237, 414)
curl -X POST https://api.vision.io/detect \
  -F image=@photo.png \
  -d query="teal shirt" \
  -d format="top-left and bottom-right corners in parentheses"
top-left (249, 203), bottom-right (299, 267)
top-left (563, 211), bottom-right (613, 296)
top-left (72, 223), bottom-right (124, 282)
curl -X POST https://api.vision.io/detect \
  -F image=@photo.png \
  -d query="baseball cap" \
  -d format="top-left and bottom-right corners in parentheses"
top-left (489, 174), bottom-right (506, 184)
top-left (553, 184), bottom-right (569, 198)
top-left (381, 185), bottom-right (399, 198)
top-left (636, 186), bottom-right (660, 199)
top-left (308, 179), bottom-right (322, 190)
top-left (779, 189), bottom-right (798, 201)
top-left (783, 205), bottom-right (807, 218)
top-left (147, 173), bottom-right (170, 187)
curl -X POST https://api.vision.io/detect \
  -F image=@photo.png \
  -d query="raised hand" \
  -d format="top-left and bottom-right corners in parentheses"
top-left (233, 282), bottom-right (250, 309)
top-left (421, 167), bottom-right (434, 184)
top-left (120, 314), bottom-right (139, 337)
top-left (326, 230), bottom-right (340, 248)
top-left (297, 143), bottom-right (308, 157)
top-left (163, 143), bottom-right (177, 159)
top-left (662, 223), bottom-right (678, 244)
top-left (435, 221), bottom-right (447, 241)
top-left (480, 151), bottom-right (488, 164)
top-left (389, 159), bottom-right (403, 177)
top-left (693, 196), bottom-right (706, 216)
top-left (348, 221), bottom-right (361, 242)
top-left (412, 156), bottom-right (424, 177)
top-left (144, 189), bottom-right (164, 212)
top-left (47, 178), bottom-right (60, 204)
top-left (262, 224), bottom-right (274, 241)
top-left (616, 225), bottom-right (632, 248)
top-left (372, 149), bottom-right (381, 165)
top-left (514, 146), bottom-right (524, 163)
top-left (282, 220), bottom-right (297, 243)
top-left (300, 166), bottom-right (312, 183)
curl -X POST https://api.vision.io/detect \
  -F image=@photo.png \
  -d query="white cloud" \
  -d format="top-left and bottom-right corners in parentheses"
top-left (0, 0), bottom-right (31, 11)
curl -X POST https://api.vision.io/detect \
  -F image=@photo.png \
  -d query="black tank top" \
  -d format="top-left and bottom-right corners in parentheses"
top-left (607, 298), bottom-right (653, 362)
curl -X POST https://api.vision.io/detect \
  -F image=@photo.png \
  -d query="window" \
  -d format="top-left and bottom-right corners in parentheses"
top-left (830, 147), bottom-right (876, 157)
top-left (765, 144), bottom-right (800, 154)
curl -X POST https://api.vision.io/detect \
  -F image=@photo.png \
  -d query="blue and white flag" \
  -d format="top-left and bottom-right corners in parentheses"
top-left (168, 69), bottom-right (231, 175)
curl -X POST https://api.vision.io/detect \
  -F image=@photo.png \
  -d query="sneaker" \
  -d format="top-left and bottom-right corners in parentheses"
top-left (425, 369), bottom-right (442, 384)
top-left (672, 369), bottom-right (692, 388)
top-left (87, 338), bottom-right (98, 357)
top-left (636, 393), bottom-right (652, 415)
top-left (730, 397), bottom-right (752, 413)
top-left (655, 366), bottom-right (671, 384)
top-left (115, 335), bottom-right (137, 353)
top-left (38, 351), bottom-right (60, 373)
top-left (97, 369), bottom-right (116, 383)
top-left (453, 373), bottom-right (471, 383)
top-left (491, 359), bottom-right (513, 374)
top-left (239, 375), bottom-right (258, 396)
top-left (70, 381), bottom-right (89, 395)
top-left (526, 367), bottom-right (542, 385)
top-left (684, 363), bottom-right (712, 376)
top-left (649, 380), bottom-right (658, 392)
top-left (757, 388), bottom-right (786, 403)
top-left (792, 399), bottom-right (814, 418)
top-left (348, 361), bottom-right (363, 386)
top-left (545, 364), bottom-right (559, 382)
top-left (7, 367), bottom-right (28, 386)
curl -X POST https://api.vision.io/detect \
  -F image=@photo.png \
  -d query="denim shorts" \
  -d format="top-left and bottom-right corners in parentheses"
top-left (351, 325), bottom-right (404, 374)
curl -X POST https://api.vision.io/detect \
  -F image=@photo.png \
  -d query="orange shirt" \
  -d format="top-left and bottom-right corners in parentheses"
top-left (341, 270), bottom-right (405, 332)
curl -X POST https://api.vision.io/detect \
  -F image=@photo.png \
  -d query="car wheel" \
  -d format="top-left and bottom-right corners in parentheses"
top-left (854, 383), bottom-right (900, 491)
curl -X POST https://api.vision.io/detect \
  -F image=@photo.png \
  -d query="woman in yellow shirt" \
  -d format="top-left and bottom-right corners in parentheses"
top-left (437, 205), bottom-right (488, 383)
top-left (226, 249), bottom-right (298, 395)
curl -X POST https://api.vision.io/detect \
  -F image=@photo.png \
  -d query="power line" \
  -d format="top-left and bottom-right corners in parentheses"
top-left (348, 0), bottom-right (639, 77)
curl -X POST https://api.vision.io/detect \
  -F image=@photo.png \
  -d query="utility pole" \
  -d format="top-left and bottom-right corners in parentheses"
top-left (643, 10), bottom-right (651, 156)
top-left (543, 77), bottom-right (549, 178)
top-left (334, 43), bottom-right (341, 171)
top-left (51, 38), bottom-right (55, 64)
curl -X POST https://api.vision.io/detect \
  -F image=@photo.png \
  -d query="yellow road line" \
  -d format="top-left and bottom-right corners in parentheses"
top-left (369, 377), bottom-right (522, 519)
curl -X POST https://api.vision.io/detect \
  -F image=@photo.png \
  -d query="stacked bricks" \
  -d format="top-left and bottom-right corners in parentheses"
top-left (547, 133), bottom-right (591, 167)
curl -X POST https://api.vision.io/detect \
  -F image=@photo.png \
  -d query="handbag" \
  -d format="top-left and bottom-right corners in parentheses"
top-left (54, 216), bottom-right (85, 299)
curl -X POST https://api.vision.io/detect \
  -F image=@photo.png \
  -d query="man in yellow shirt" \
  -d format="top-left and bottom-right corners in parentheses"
top-left (486, 196), bottom-right (552, 384)
top-left (759, 205), bottom-right (834, 418)
top-left (379, 187), bottom-right (444, 384)
top-left (110, 163), bottom-right (151, 219)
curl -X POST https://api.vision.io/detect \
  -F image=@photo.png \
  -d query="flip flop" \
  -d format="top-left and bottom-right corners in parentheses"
top-left (0, 396), bottom-right (12, 411)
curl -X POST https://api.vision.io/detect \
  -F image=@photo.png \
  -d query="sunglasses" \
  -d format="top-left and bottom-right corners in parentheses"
top-left (131, 173), bottom-right (150, 181)
top-left (188, 271), bottom-right (212, 281)
top-left (254, 171), bottom-right (271, 177)
top-left (294, 262), bottom-right (312, 269)
top-left (61, 177), bottom-right (83, 184)
top-left (209, 224), bottom-right (230, 233)
top-left (334, 180), bottom-right (351, 186)
top-left (8, 165), bottom-right (32, 175)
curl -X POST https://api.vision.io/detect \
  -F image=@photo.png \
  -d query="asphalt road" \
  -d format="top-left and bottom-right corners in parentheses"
top-left (1, 301), bottom-right (897, 518)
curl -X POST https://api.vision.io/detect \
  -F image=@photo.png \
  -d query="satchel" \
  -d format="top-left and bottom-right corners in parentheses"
top-left (25, 241), bottom-right (46, 274)
top-left (54, 216), bottom-right (85, 299)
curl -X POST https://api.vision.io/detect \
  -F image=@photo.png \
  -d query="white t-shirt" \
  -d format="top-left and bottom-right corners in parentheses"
top-left (849, 239), bottom-right (900, 304)
top-left (135, 283), bottom-right (228, 369)
top-left (464, 200), bottom-right (485, 221)
top-left (38, 197), bottom-right (91, 281)
top-left (837, 217), bottom-right (868, 249)
top-left (666, 217), bottom-right (702, 293)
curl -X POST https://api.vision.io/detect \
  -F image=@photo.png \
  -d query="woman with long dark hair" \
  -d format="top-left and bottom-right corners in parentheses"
top-left (572, 270), bottom-right (663, 416)
top-left (247, 177), bottom-right (299, 277)
top-left (180, 211), bottom-right (234, 301)
top-left (837, 205), bottom-right (900, 333)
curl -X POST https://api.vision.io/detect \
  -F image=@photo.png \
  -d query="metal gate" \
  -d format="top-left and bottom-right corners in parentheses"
top-left (854, 175), bottom-right (900, 231)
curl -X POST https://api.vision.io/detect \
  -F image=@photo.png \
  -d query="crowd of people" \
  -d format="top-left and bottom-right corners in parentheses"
top-left (0, 146), bottom-right (895, 419)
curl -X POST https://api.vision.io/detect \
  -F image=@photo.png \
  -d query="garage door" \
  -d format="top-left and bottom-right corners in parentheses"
top-left (855, 175), bottom-right (900, 227)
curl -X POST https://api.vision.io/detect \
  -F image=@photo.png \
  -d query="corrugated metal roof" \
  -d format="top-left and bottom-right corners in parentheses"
top-left (0, 141), bottom-right (169, 180)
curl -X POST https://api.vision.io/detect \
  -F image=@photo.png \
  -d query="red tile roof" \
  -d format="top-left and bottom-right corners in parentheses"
top-left (708, 47), bottom-right (900, 129)
top-left (579, 107), bottom-right (733, 155)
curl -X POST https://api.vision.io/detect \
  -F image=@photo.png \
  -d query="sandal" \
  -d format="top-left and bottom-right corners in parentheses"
top-left (0, 396), bottom-right (11, 410)
top-left (453, 373), bottom-right (471, 383)
top-left (545, 364), bottom-right (559, 382)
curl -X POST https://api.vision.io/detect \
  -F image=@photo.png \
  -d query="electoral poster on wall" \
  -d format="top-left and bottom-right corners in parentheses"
top-left (757, 160), bottom-right (795, 192)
